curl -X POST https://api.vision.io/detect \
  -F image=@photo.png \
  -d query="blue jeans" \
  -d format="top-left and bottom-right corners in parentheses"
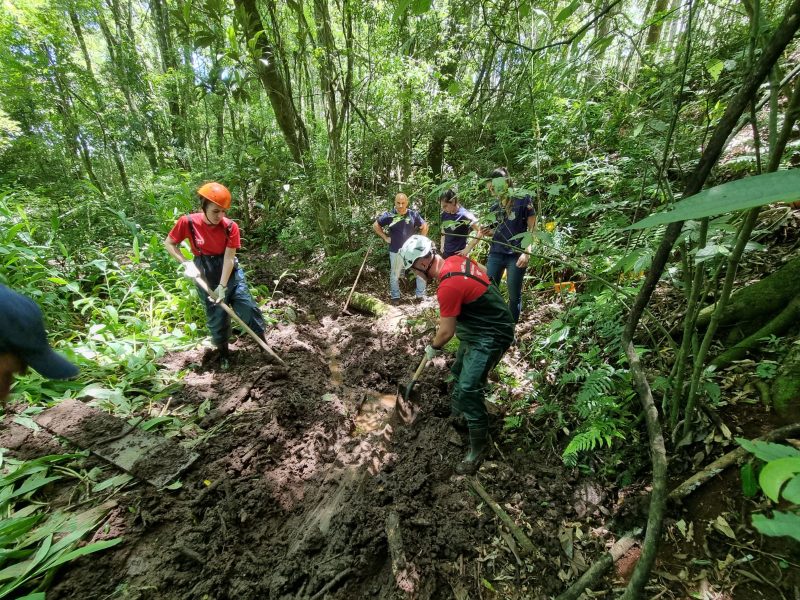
top-left (196, 267), bottom-right (266, 348)
top-left (486, 252), bottom-right (526, 322)
top-left (389, 251), bottom-right (426, 299)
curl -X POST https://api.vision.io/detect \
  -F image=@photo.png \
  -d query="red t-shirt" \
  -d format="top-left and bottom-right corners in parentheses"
top-left (437, 256), bottom-right (490, 318)
top-left (168, 213), bottom-right (241, 256)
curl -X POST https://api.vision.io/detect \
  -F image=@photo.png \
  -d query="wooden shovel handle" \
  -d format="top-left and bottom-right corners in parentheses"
top-left (193, 275), bottom-right (286, 367)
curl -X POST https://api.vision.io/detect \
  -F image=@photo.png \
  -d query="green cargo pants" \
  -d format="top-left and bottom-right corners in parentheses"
top-left (450, 336), bottom-right (510, 430)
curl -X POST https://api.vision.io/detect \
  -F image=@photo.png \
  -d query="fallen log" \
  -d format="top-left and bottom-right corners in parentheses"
top-left (468, 478), bottom-right (539, 559)
top-left (385, 511), bottom-right (419, 596)
top-left (555, 530), bottom-right (642, 600)
top-left (347, 291), bottom-right (389, 316)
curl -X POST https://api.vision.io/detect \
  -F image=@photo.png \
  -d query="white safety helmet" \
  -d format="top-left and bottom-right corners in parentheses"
top-left (399, 235), bottom-right (435, 270)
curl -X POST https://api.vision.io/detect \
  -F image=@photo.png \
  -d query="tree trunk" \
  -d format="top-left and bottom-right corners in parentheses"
top-left (235, 0), bottom-right (309, 164)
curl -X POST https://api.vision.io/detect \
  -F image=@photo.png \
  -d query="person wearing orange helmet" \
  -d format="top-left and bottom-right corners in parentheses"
top-left (165, 182), bottom-right (268, 369)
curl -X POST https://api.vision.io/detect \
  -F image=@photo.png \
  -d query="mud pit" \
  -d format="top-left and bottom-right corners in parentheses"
top-left (46, 281), bottom-right (583, 600)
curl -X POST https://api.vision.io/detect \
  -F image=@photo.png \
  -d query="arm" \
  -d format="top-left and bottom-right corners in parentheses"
top-left (516, 214), bottom-right (537, 268)
top-left (431, 316), bottom-right (457, 349)
top-left (458, 221), bottom-right (483, 256)
top-left (220, 246), bottom-right (237, 287)
top-left (419, 220), bottom-right (429, 236)
top-left (164, 235), bottom-right (188, 264)
top-left (373, 221), bottom-right (390, 243)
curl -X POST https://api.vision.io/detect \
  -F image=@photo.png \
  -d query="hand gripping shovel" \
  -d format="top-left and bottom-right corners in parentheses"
top-left (395, 354), bottom-right (430, 424)
top-left (193, 274), bottom-right (286, 367)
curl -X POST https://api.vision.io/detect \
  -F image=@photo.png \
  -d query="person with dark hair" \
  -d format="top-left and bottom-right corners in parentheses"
top-left (482, 167), bottom-right (536, 322)
top-left (372, 193), bottom-right (429, 305)
top-left (165, 182), bottom-right (268, 370)
top-left (439, 189), bottom-right (482, 259)
top-left (0, 285), bottom-right (79, 401)
top-left (398, 235), bottom-right (514, 474)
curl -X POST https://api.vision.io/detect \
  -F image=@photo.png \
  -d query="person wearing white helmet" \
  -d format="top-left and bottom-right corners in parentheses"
top-left (399, 235), bottom-right (514, 474)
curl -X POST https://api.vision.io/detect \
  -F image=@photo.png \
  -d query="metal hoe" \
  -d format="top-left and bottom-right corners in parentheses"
top-left (192, 274), bottom-right (286, 367)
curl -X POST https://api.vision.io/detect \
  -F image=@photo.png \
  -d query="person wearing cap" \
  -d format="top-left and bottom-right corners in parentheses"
top-left (398, 235), bottom-right (514, 475)
top-left (165, 182), bottom-right (268, 370)
top-left (0, 285), bottom-right (79, 401)
top-left (372, 193), bottom-right (429, 305)
top-left (482, 167), bottom-right (536, 323)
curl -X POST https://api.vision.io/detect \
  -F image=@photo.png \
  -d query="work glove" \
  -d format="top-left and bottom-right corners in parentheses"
top-left (181, 261), bottom-right (200, 279)
top-left (213, 284), bottom-right (227, 303)
top-left (424, 345), bottom-right (439, 361)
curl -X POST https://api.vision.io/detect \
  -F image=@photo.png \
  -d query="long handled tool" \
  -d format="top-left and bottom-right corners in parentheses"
top-left (193, 274), bottom-right (286, 367)
top-left (395, 354), bottom-right (430, 424)
top-left (342, 245), bottom-right (373, 315)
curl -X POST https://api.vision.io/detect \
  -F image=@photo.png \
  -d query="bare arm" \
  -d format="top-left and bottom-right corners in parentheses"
top-left (220, 246), bottom-right (237, 287)
top-left (459, 221), bottom-right (483, 256)
top-left (419, 220), bottom-right (429, 236)
top-left (164, 235), bottom-right (188, 264)
top-left (432, 316), bottom-right (457, 349)
top-left (516, 214), bottom-right (537, 268)
top-left (373, 221), bottom-right (390, 243)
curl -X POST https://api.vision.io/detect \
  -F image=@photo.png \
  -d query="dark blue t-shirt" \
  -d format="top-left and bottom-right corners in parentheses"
top-left (441, 207), bottom-right (477, 255)
top-left (376, 209), bottom-right (425, 252)
top-left (489, 195), bottom-right (535, 256)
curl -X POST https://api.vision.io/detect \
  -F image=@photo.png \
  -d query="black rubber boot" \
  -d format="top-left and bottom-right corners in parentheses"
top-left (218, 342), bottom-right (231, 371)
top-left (455, 427), bottom-right (489, 475)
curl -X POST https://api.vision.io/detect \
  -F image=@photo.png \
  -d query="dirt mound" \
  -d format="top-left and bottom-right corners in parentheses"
top-left (41, 284), bottom-right (586, 600)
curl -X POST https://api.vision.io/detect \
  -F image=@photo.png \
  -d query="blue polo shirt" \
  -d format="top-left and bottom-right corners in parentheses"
top-left (489, 195), bottom-right (535, 255)
top-left (376, 209), bottom-right (425, 252)
top-left (441, 207), bottom-right (477, 256)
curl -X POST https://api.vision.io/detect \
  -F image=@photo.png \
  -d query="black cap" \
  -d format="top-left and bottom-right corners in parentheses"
top-left (0, 285), bottom-right (79, 379)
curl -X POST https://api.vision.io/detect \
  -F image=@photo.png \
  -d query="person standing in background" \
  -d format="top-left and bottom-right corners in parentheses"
top-left (372, 193), bottom-right (429, 305)
top-left (439, 189), bottom-right (482, 259)
top-left (482, 168), bottom-right (536, 323)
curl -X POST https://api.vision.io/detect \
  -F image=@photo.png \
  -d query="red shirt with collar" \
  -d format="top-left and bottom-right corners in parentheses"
top-left (168, 213), bottom-right (241, 256)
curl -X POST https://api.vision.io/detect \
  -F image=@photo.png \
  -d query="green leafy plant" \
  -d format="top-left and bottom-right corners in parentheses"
top-left (0, 452), bottom-right (123, 597)
top-left (737, 437), bottom-right (800, 542)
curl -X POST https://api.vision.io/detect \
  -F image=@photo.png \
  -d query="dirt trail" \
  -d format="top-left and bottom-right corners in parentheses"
top-left (35, 276), bottom-right (580, 600)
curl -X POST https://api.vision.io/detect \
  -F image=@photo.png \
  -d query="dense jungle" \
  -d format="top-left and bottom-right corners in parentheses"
top-left (0, 0), bottom-right (799, 597)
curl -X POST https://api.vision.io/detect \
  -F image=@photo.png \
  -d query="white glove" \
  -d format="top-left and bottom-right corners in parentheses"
top-left (181, 261), bottom-right (200, 279)
top-left (424, 345), bottom-right (439, 360)
top-left (213, 284), bottom-right (227, 303)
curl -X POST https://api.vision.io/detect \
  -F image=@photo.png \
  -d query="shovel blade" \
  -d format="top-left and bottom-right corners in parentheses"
top-left (395, 385), bottom-right (419, 424)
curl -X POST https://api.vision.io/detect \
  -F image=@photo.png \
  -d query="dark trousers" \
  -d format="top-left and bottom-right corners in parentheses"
top-left (193, 256), bottom-right (266, 348)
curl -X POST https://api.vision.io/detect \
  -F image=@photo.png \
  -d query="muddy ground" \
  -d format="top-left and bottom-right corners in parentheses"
top-left (4, 258), bottom-right (799, 599)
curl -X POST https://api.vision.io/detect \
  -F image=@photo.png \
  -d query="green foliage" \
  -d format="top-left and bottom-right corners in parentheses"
top-left (0, 452), bottom-right (122, 598)
top-left (738, 438), bottom-right (800, 542)
top-left (627, 170), bottom-right (800, 230)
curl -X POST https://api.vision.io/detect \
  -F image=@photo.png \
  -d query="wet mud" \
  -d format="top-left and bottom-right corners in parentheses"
top-left (33, 279), bottom-right (580, 600)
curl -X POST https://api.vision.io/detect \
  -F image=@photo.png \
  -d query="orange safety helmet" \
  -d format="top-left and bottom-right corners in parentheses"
top-left (197, 182), bottom-right (232, 210)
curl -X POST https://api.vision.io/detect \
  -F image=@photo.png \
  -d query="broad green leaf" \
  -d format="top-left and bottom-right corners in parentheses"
top-left (92, 474), bottom-right (133, 494)
top-left (411, 0), bottom-right (431, 14)
top-left (626, 170), bottom-right (800, 230)
top-left (740, 463), bottom-right (758, 497)
top-left (555, 0), bottom-right (581, 23)
top-left (759, 456), bottom-right (800, 502)
top-left (17, 593), bottom-right (45, 600)
top-left (392, 0), bottom-right (412, 22)
top-left (752, 511), bottom-right (800, 542)
top-left (35, 538), bottom-right (122, 573)
top-left (782, 474), bottom-right (800, 504)
top-left (707, 59), bottom-right (724, 82)
top-left (737, 438), bottom-right (800, 462)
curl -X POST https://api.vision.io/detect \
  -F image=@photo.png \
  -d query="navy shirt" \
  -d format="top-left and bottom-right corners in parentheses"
top-left (441, 207), bottom-right (477, 256)
top-left (489, 195), bottom-right (535, 255)
top-left (376, 209), bottom-right (426, 252)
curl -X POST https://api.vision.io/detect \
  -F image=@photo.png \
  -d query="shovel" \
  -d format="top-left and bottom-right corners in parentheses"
top-left (395, 354), bottom-right (430, 424)
top-left (192, 274), bottom-right (286, 367)
top-left (342, 245), bottom-right (372, 315)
